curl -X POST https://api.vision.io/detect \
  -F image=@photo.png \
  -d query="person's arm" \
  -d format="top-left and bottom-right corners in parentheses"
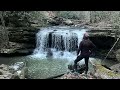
top-left (77, 41), bottom-right (82, 56)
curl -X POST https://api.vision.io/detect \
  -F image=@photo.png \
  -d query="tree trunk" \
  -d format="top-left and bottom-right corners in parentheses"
top-left (0, 11), bottom-right (9, 49)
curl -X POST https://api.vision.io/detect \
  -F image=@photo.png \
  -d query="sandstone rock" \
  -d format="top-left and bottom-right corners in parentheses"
top-left (0, 49), bottom-right (16, 54)
top-left (63, 19), bottom-right (73, 25)
top-left (0, 48), bottom-right (33, 57)
top-left (0, 63), bottom-right (27, 79)
top-left (8, 27), bottom-right (39, 51)
top-left (110, 63), bottom-right (120, 74)
top-left (9, 62), bottom-right (25, 71)
top-left (92, 63), bottom-right (120, 79)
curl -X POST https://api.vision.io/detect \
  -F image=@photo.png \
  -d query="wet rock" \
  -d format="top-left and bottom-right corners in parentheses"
top-left (0, 62), bottom-right (27, 79)
top-left (0, 48), bottom-right (33, 57)
top-left (68, 64), bottom-right (86, 74)
top-left (9, 62), bottom-right (25, 71)
top-left (0, 49), bottom-right (17, 54)
top-left (59, 63), bottom-right (120, 79)
top-left (46, 48), bottom-right (53, 58)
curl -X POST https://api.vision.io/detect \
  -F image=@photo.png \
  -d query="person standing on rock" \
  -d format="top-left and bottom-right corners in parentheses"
top-left (74, 33), bottom-right (96, 74)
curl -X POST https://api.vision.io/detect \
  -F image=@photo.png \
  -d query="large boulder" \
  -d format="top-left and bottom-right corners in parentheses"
top-left (63, 19), bottom-right (73, 25)
top-left (1, 27), bottom-right (40, 56)
top-left (90, 61), bottom-right (120, 79)
top-left (0, 62), bottom-right (27, 79)
top-left (0, 48), bottom-right (33, 56)
top-left (110, 63), bottom-right (120, 74)
top-left (0, 63), bottom-right (28, 79)
top-left (48, 17), bottom-right (64, 25)
top-left (9, 62), bottom-right (28, 79)
top-left (68, 64), bottom-right (86, 74)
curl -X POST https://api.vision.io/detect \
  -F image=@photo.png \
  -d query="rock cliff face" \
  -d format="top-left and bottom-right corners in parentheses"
top-left (8, 27), bottom-right (39, 45)
top-left (1, 27), bottom-right (40, 56)
top-left (5, 18), bottom-right (119, 57)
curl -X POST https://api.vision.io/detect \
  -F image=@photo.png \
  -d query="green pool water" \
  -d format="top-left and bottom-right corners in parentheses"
top-left (0, 56), bottom-right (69, 79)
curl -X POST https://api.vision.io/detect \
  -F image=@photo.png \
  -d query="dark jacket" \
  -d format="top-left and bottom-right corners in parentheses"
top-left (77, 34), bottom-right (96, 57)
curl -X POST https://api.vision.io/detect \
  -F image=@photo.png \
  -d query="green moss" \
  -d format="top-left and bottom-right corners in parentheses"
top-left (97, 65), bottom-right (120, 78)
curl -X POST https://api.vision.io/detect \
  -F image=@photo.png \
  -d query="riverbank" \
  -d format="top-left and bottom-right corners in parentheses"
top-left (0, 62), bottom-right (27, 79)
top-left (56, 61), bottom-right (120, 79)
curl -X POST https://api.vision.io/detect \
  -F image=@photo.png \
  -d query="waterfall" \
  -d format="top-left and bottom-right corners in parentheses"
top-left (32, 26), bottom-right (87, 61)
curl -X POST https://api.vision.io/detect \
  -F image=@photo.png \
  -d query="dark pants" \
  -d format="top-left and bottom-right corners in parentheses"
top-left (74, 55), bottom-right (89, 74)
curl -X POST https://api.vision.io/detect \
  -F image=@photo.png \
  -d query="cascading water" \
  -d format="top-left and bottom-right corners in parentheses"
top-left (32, 26), bottom-right (87, 62)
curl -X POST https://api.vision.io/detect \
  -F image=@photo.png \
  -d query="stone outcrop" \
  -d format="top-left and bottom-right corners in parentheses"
top-left (0, 42), bottom-right (33, 56)
top-left (8, 27), bottom-right (39, 45)
top-left (110, 63), bottom-right (120, 73)
top-left (0, 62), bottom-right (27, 79)
top-left (0, 27), bottom-right (40, 56)
top-left (90, 61), bottom-right (120, 79)
top-left (57, 59), bottom-right (120, 79)
top-left (63, 19), bottom-right (73, 25)
top-left (48, 17), bottom-right (74, 26)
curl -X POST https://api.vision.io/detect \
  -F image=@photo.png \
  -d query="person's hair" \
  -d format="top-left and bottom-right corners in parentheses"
top-left (83, 33), bottom-right (89, 40)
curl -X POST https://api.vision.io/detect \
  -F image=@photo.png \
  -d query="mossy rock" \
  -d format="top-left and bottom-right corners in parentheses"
top-left (92, 63), bottom-right (120, 79)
